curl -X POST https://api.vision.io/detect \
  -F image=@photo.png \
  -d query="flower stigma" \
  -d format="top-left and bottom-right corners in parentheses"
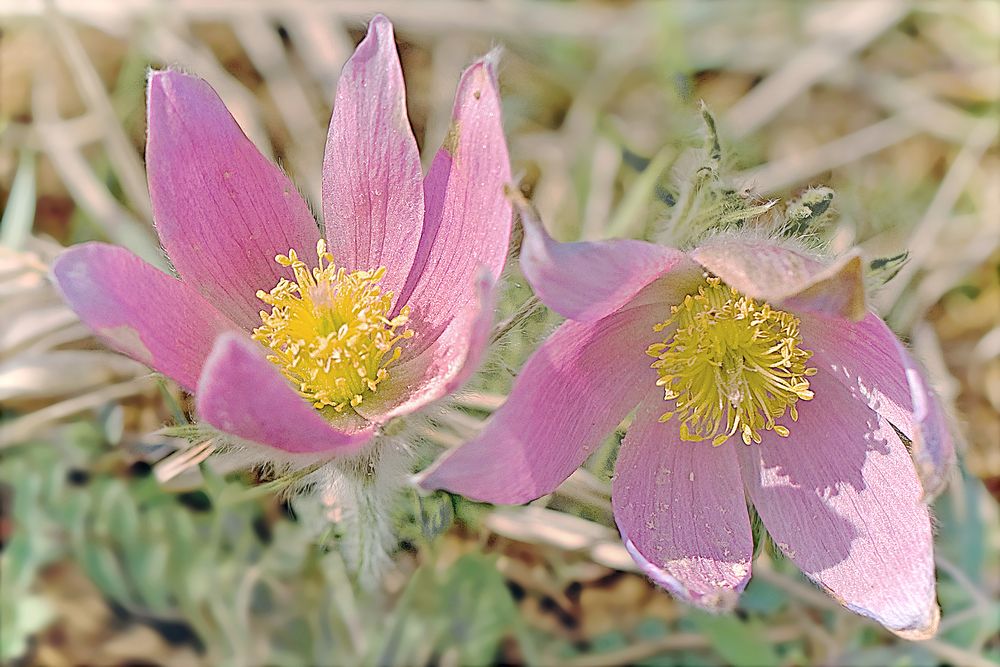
top-left (252, 240), bottom-right (413, 414)
top-left (646, 277), bottom-right (816, 446)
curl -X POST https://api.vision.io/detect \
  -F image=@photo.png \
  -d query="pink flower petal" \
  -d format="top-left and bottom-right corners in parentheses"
top-left (396, 54), bottom-right (512, 352)
top-left (892, 337), bottom-right (956, 498)
top-left (801, 313), bottom-right (955, 498)
top-left (518, 199), bottom-right (697, 321)
top-left (322, 15), bottom-right (423, 301)
top-left (358, 272), bottom-right (494, 424)
top-left (196, 333), bottom-right (375, 454)
top-left (738, 368), bottom-right (938, 638)
top-left (419, 302), bottom-right (666, 504)
top-left (614, 392), bottom-right (752, 611)
top-left (691, 237), bottom-right (867, 320)
top-left (52, 242), bottom-right (236, 392)
top-left (147, 70), bottom-right (320, 330)
top-left (782, 253), bottom-right (867, 321)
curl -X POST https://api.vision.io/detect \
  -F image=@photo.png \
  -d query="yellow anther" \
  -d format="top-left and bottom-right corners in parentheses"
top-left (647, 278), bottom-right (815, 446)
top-left (252, 244), bottom-right (411, 414)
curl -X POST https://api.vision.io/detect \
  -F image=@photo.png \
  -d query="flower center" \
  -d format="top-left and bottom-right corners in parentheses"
top-left (646, 277), bottom-right (816, 446)
top-left (252, 240), bottom-right (413, 414)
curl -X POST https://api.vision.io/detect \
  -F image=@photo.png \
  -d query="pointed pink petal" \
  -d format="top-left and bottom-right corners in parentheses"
top-left (147, 70), bottom-right (320, 330)
top-left (52, 243), bottom-right (236, 392)
top-left (614, 392), bottom-right (752, 611)
top-left (802, 313), bottom-right (955, 498)
top-left (783, 254), bottom-right (867, 321)
top-left (738, 368), bottom-right (938, 638)
top-left (358, 273), bottom-right (494, 424)
top-left (322, 15), bottom-right (422, 300)
top-left (196, 333), bottom-right (375, 454)
top-left (518, 199), bottom-right (698, 321)
top-left (396, 54), bottom-right (511, 352)
top-left (419, 302), bottom-right (666, 504)
top-left (691, 237), bottom-right (867, 319)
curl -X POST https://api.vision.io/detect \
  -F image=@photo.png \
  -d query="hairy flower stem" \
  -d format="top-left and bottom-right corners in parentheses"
top-left (664, 167), bottom-right (713, 247)
top-left (324, 440), bottom-right (414, 586)
top-left (661, 105), bottom-right (723, 247)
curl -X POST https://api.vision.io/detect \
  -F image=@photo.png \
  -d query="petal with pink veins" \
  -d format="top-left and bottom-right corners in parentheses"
top-left (397, 54), bottom-right (511, 354)
top-left (197, 333), bottom-right (375, 454)
top-left (801, 312), bottom-right (955, 498)
top-left (322, 15), bottom-right (423, 301)
top-left (52, 242), bottom-right (236, 392)
top-left (691, 237), bottom-right (867, 320)
top-left (147, 70), bottom-right (320, 330)
top-left (517, 197), bottom-right (697, 322)
top-left (419, 302), bottom-right (666, 504)
top-left (358, 272), bottom-right (495, 424)
top-left (738, 368), bottom-right (938, 639)
top-left (614, 391), bottom-right (753, 611)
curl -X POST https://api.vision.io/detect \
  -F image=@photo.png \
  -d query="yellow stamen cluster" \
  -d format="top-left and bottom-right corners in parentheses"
top-left (647, 278), bottom-right (816, 446)
top-left (252, 240), bottom-right (413, 413)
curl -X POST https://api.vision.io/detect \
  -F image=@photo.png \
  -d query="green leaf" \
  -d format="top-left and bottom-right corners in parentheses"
top-left (738, 577), bottom-right (788, 614)
top-left (444, 554), bottom-right (520, 666)
top-left (97, 480), bottom-right (141, 555)
top-left (368, 562), bottom-right (439, 667)
top-left (936, 465), bottom-right (987, 579)
top-left (131, 541), bottom-right (172, 612)
top-left (690, 611), bottom-right (779, 667)
top-left (77, 539), bottom-right (133, 603)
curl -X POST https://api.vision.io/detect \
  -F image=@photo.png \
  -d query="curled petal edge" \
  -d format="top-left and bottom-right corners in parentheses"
top-left (196, 332), bottom-right (376, 455)
top-left (692, 237), bottom-right (867, 321)
top-left (892, 337), bottom-right (957, 499)
top-left (358, 270), bottom-right (496, 426)
top-left (515, 191), bottom-right (693, 322)
top-left (622, 538), bottom-right (744, 613)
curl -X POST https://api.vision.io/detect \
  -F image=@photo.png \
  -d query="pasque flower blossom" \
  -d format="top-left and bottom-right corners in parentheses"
top-left (53, 15), bottom-right (511, 456)
top-left (421, 206), bottom-right (954, 638)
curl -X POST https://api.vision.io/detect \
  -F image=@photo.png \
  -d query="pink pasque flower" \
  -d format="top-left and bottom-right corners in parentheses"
top-left (421, 211), bottom-right (954, 639)
top-left (53, 16), bottom-right (511, 455)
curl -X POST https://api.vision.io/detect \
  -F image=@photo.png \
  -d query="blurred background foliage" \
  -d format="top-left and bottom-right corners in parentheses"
top-left (1, 1), bottom-right (998, 665)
